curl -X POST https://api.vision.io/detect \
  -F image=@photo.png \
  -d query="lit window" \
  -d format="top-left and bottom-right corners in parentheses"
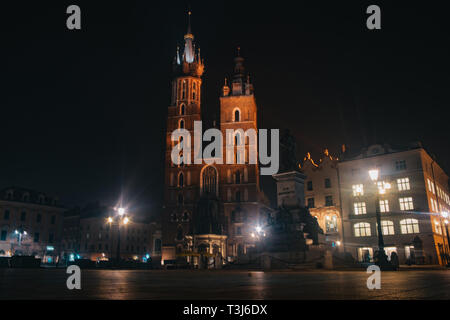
top-left (354, 222), bottom-right (371, 237)
top-left (427, 178), bottom-right (435, 194)
top-left (352, 184), bottom-right (364, 196)
top-left (430, 198), bottom-right (437, 212)
top-left (354, 202), bottom-right (367, 215)
top-left (434, 220), bottom-right (442, 235)
top-left (325, 215), bottom-right (338, 233)
top-left (379, 199), bottom-right (389, 213)
top-left (182, 80), bottom-right (186, 99)
top-left (380, 220), bottom-right (395, 235)
top-left (395, 160), bottom-right (406, 171)
top-left (400, 218), bottom-right (419, 234)
top-left (397, 178), bottom-right (410, 191)
top-left (399, 197), bottom-right (414, 211)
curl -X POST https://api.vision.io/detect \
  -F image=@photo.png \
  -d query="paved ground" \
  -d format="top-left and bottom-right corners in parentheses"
top-left (0, 268), bottom-right (449, 299)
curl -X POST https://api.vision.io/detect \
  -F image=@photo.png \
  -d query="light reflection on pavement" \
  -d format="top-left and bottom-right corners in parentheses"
top-left (0, 269), bottom-right (449, 300)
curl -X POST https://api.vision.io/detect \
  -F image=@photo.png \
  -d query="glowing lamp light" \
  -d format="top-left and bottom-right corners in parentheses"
top-left (23, 231), bottom-right (27, 235)
top-left (445, 219), bottom-right (449, 225)
top-left (123, 217), bottom-right (129, 225)
top-left (336, 241), bottom-right (341, 246)
top-left (250, 233), bottom-right (255, 238)
top-left (118, 207), bottom-right (125, 216)
top-left (368, 169), bottom-right (379, 182)
top-left (256, 226), bottom-right (262, 233)
top-left (14, 230), bottom-right (19, 234)
top-left (442, 211), bottom-right (449, 218)
top-left (107, 217), bottom-right (113, 223)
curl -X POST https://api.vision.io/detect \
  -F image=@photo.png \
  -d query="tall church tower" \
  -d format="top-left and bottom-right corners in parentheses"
top-left (162, 12), bottom-right (205, 261)
top-left (218, 50), bottom-right (265, 258)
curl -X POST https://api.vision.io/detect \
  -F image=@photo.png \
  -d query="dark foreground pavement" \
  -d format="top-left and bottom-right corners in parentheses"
top-left (0, 268), bottom-right (449, 300)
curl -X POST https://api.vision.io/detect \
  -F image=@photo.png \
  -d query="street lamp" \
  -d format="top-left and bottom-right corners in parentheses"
top-left (107, 207), bottom-right (129, 263)
top-left (368, 168), bottom-right (391, 269)
top-left (14, 228), bottom-right (27, 246)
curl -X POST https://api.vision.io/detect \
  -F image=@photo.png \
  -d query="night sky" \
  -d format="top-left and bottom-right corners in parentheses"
top-left (2, 1), bottom-right (449, 219)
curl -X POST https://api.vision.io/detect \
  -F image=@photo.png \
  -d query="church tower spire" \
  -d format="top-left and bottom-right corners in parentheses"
top-left (184, 11), bottom-right (195, 63)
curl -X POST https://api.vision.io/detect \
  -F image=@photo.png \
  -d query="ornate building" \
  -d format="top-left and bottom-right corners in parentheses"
top-left (162, 14), bottom-right (270, 266)
top-left (302, 149), bottom-right (344, 250)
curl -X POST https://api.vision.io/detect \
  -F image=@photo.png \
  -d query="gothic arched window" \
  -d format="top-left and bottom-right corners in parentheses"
top-left (234, 109), bottom-right (240, 122)
top-left (201, 165), bottom-right (218, 195)
top-left (178, 172), bottom-right (184, 188)
top-left (179, 119), bottom-right (185, 129)
top-left (235, 171), bottom-right (241, 184)
top-left (182, 80), bottom-right (186, 100)
top-left (234, 132), bottom-right (241, 146)
top-left (180, 104), bottom-right (185, 115)
top-left (192, 81), bottom-right (196, 100)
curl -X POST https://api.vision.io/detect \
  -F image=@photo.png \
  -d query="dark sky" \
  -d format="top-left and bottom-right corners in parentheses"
top-left (2, 1), bottom-right (449, 218)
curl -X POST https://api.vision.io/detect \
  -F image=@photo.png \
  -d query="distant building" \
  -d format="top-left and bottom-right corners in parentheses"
top-left (0, 187), bottom-right (65, 263)
top-left (62, 203), bottom-right (162, 264)
top-left (302, 143), bottom-right (450, 266)
top-left (302, 149), bottom-right (344, 250)
top-left (339, 143), bottom-right (450, 265)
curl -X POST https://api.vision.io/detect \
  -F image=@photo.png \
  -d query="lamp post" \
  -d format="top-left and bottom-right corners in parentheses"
top-left (368, 169), bottom-right (391, 269)
top-left (107, 207), bottom-right (129, 263)
top-left (13, 227), bottom-right (27, 255)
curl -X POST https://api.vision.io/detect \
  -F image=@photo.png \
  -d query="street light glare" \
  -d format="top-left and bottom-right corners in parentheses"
top-left (107, 217), bottom-right (113, 223)
top-left (368, 169), bottom-right (379, 182)
top-left (123, 217), bottom-right (129, 225)
top-left (256, 226), bottom-right (262, 233)
top-left (118, 207), bottom-right (125, 216)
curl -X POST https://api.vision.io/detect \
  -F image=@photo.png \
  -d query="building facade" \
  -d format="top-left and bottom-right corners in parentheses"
top-left (162, 17), bottom-right (269, 265)
top-left (0, 187), bottom-right (65, 263)
top-left (62, 204), bottom-right (162, 264)
top-left (339, 143), bottom-right (450, 265)
top-left (302, 149), bottom-right (344, 249)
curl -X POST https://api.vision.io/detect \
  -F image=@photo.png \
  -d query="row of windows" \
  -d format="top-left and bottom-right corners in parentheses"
top-left (353, 197), bottom-right (414, 215)
top-left (352, 177), bottom-right (411, 197)
top-left (179, 79), bottom-right (199, 102)
top-left (307, 196), bottom-right (334, 208)
top-left (351, 160), bottom-right (407, 177)
top-left (0, 230), bottom-right (54, 243)
top-left (2, 210), bottom-right (56, 224)
top-left (174, 168), bottom-right (248, 188)
top-left (354, 218), bottom-right (420, 237)
top-left (306, 178), bottom-right (332, 191)
top-left (428, 178), bottom-right (450, 207)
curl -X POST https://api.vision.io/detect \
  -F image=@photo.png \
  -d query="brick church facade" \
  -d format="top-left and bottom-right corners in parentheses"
top-left (161, 15), bottom-right (270, 266)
